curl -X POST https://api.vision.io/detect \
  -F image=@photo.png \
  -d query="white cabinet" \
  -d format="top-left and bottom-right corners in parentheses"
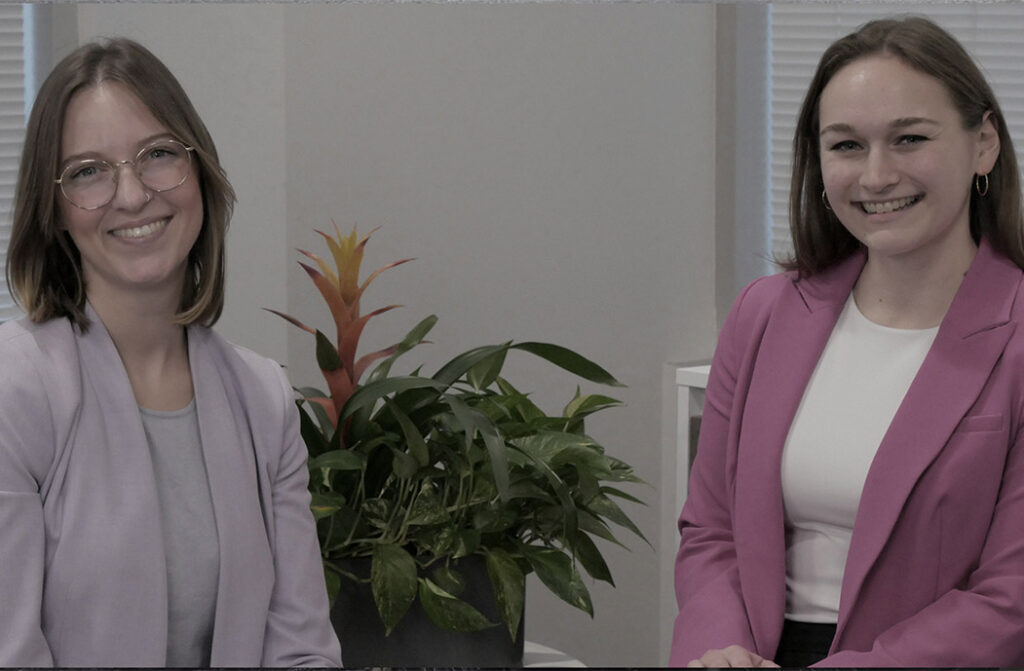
top-left (658, 362), bottom-right (710, 662)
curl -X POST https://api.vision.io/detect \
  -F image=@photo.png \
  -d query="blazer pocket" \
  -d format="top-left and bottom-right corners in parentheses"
top-left (954, 413), bottom-right (1003, 433)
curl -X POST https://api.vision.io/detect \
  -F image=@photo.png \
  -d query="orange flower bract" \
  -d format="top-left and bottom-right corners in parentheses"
top-left (268, 224), bottom-right (412, 441)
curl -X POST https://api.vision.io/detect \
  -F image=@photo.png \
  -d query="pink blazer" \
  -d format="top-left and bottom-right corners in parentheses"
top-left (671, 239), bottom-right (1024, 667)
top-left (0, 306), bottom-right (342, 666)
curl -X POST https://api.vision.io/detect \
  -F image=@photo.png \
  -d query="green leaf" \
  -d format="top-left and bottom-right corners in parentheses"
top-left (586, 493), bottom-right (650, 546)
top-left (495, 378), bottom-right (546, 422)
top-left (505, 479), bottom-right (555, 502)
top-left (509, 444), bottom-right (578, 537)
top-left (418, 577), bottom-right (495, 632)
top-left (472, 505), bottom-right (518, 533)
top-left (484, 548), bottom-right (525, 641)
top-left (390, 446), bottom-right (420, 479)
top-left (415, 525), bottom-right (457, 557)
top-left (384, 397), bottom-right (430, 468)
top-left (429, 563), bottom-right (466, 597)
top-left (315, 330), bottom-right (344, 371)
top-left (512, 431), bottom-right (597, 465)
top-left (576, 470), bottom-right (602, 505)
top-left (564, 391), bottom-right (622, 419)
top-left (605, 456), bottom-right (646, 483)
top-left (601, 485), bottom-right (648, 506)
top-left (297, 401), bottom-right (331, 459)
top-left (571, 531), bottom-right (614, 585)
top-left (550, 444), bottom-right (613, 478)
top-left (340, 376), bottom-right (446, 423)
top-left (446, 396), bottom-right (510, 500)
top-left (467, 347), bottom-right (508, 391)
top-left (433, 344), bottom-right (511, 388)
top-left (511, 342), bottom-right (624, 387)
top-left (453, 529), bottom-right (481, 558)
top-left (310, 491), bottom-right (347, 520)
top-left (521, 546), bottom-right (593, 616)
top-left (368, 315), bottom-right (438, 383)
top-left (296, 386), bottom-right (335, 435)
top-left (361, 498), bottom-right (392, 529)
top-left (296, 385), bottom-right (329, 400)
top-left (371, 543), bottom-right (419, 635)
top-left (577, 509), bottom-right (626, 548)
top-left (323, 561), bottom-right (342, 608)
top-left (309, 449), bottom-right (365, 471)
top-left (407, 484), bottom-right (449, 526)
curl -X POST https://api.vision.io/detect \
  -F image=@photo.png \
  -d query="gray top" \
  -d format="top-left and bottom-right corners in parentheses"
top-left (140, 399), bottom-right (220, 668)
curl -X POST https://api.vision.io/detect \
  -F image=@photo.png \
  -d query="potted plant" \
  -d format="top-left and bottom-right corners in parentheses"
top-left (270, 226), bottom-right (647, 666)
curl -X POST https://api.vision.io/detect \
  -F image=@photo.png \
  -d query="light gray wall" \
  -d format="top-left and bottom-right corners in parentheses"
top-left (716, 3), bottom-right (772, 328)
top-left (72, 5), bottom-right (719, 666)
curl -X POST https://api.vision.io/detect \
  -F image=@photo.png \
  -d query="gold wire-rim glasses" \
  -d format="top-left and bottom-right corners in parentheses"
top-left (55, 138), bottom-right (196, 211)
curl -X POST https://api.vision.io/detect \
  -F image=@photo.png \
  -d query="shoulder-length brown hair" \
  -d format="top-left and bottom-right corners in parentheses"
top-left (780, 16), bottom-right (1024, 276)
top-left (6, 37), bottom-right (236, 329)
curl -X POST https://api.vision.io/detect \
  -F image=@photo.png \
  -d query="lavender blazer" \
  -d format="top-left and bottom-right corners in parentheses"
top-left (0, 306), bottom-right (342, 667)
top-left (670, 239), bottom-right (1024, 667)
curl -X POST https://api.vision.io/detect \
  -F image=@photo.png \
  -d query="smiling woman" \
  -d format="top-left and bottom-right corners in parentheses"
top-left (57, 82), bottom-right (205, 345)
top-left (0, 38), bottom-right (341, 666)
top-left (816, 54), bottom-right (999, 328)
top-left (672, 16), bottom-right (1024, 668)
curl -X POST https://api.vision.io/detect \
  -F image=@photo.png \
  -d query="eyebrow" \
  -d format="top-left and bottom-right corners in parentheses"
top-left (60, 132), bottom-right (178, 166)
top-left (819, 117), bottom-right (940, 137)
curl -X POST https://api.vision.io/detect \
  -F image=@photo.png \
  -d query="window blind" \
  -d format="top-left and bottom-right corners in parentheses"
top-left (769, 5), bottom-right (1024, 262)
top-left (0, 4), bottom-right (24, 322)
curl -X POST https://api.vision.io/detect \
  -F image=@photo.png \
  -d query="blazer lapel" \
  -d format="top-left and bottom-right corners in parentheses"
top-left (76, 305), bottom-right (169, 663)
top-left (188, 328), bottom-right (275, 665)
top-left (835, 240), bottom-right (1021, 644)
top-left (734, 252), bottom-right (865, 652)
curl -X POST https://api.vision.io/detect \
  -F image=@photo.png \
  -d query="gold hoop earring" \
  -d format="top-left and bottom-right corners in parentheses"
top-left (976, 173), bottom-right (990, 197)
top-left (822, 189), bottom-right (833, 211)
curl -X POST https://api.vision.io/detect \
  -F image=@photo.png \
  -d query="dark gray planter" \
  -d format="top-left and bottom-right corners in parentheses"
top-left (331, 554), bottom-right (525, 667)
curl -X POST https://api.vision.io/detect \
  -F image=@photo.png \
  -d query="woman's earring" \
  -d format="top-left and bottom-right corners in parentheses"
top-left (976, 173), bottom-right (990, 197)
top-left (822, 189), bottom-right (833, 211)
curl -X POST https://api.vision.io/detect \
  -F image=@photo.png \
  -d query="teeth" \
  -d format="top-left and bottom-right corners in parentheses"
top-left (861, 196), bottom-right (918, 214)
top-left (111, 219), bottom-right (169, 239)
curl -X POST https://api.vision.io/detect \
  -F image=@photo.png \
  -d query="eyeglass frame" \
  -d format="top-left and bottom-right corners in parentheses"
top-left (54, 138), bottom-right (196, 211)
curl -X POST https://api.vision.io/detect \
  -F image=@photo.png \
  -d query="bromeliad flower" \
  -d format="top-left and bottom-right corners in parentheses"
top-left (267, 224), bottom-right (412, 443)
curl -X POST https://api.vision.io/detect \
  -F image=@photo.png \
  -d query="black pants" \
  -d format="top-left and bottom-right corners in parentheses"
top-left (774, 619), bottom-right (836, 668)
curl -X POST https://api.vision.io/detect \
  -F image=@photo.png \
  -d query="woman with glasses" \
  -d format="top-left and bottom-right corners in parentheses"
top-left (0, 38), bottom-right (341, 666)
top-left (672, 16), bottom-right (1024, 668)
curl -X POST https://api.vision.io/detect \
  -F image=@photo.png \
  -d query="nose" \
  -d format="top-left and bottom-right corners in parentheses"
top-left (108, 161), bottom-right (151, 210)
top-left (859, 147), bottom-right (899, 193)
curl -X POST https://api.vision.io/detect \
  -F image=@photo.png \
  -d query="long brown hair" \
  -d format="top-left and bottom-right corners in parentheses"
top-left (6, 37), bottom-right (236, 329)
top-left (780, 16), bottom-right (1024, 275)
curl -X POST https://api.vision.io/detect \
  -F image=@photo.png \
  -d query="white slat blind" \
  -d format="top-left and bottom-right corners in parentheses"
top-left (769, 5), bottom-right (1024, 261)
top-left (0, 5), bottom-right (24, 322)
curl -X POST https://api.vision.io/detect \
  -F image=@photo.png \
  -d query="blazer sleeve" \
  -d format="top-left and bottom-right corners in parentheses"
top-left (0, 334), bottom-right (56, 666)
top-left (259, 361), bottom-right (343, 667)
top-left (669, 278), bottom-right (772, 666)
top-left (816, 415), bottom-right (1024, 667)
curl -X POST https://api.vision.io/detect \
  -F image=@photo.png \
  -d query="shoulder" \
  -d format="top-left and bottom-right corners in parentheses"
top-left (0, 316), bottom-right (80, 399)
top-left (724, 271), bottom-right (796, 333)
top-left (0, 317), bottom-right (80, 486)
top-left (189, 326), bottom-right (292, 417)
top-left (0, 314), bottom-right (76, 358)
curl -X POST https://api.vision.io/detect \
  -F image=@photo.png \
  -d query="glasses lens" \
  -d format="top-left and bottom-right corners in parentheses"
top-left (60, 161), bottom-right (115, 210)
top-left (138, 141), bottom-right (191, 192)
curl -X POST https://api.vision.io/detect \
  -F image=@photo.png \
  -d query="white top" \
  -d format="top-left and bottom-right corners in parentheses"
top-left (781, 294), bottom-right (938, 623)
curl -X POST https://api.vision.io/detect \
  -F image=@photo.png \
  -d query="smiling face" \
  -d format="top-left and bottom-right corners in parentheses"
top-left (818, 54), bottom-right (999, 266)
top-left (58, 81), bottom-right (204, 306)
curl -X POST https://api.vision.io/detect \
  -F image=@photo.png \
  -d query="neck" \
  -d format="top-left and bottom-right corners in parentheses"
top-left (87, 286), bottom-right (194, 411)
top-left (854, 234), bottom-right (977, 329)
